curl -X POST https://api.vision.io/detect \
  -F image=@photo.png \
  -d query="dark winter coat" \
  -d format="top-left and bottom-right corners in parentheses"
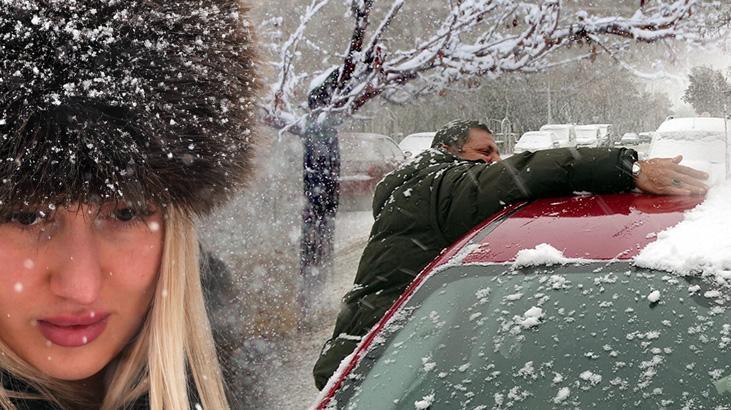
top-left (313, 146), bottom-right (637, 389)
top-left (1, 250), bottom-right (234, 410)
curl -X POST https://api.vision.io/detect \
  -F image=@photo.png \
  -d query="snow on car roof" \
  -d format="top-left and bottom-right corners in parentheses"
top-left (636, 181), bottom-right (731, 287)
top-left (656, 117), bottom-right (730, 133)
top-left (439, 193), bottom-right (704, 265)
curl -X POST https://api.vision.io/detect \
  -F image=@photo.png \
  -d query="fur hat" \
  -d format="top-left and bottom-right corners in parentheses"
top-left (0, 0), bottom-right (257, 216)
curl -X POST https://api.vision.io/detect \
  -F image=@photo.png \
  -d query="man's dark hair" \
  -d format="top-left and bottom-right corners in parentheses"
top-left (431, 120), bottom-right (492, 150)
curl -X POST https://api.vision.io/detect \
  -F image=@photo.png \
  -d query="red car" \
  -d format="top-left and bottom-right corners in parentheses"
top-left (339, 132), bottom-right (405, 210)
top-left (313, 193), bottom-right (730, 408)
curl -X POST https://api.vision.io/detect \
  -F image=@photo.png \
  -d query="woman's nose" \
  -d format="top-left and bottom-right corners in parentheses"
top-left (48, 215), bottom-right (103, 305)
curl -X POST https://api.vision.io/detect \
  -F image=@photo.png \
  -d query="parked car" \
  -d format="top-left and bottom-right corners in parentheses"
top-left (619, 132), bottom-right (640, 145)
top-left (313, 192), bottom-right (729, 409)
top-left (574, 125), bottom-right (601, 147)
top-left (638, 131), bottom-right (656, 144)
top-left (339, 132), bottom-right (405, 210)
top-left (539, 124), bottom-right (576, 147)
top-left (592, 123), bottom-right (616, 146)
top-left (514, 131), bottom-right (560, 153)
top-left (398, 132), bottom-right (436, 158)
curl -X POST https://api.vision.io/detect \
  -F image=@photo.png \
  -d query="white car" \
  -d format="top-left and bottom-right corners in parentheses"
top-left (574, 125), bottom-right (601, 147)
top-left (514, 131), bottom-right (560, 153)
top-left (638, 131), bottom-right (657, 144)
top-left (539, 124), bottom-right (576, 147)
top-left (593, 123), bottom-right (615, 146)
top-left (398, 132), bottom-right (435, 158)
top-left (620, 132), bottom-right (640, 145)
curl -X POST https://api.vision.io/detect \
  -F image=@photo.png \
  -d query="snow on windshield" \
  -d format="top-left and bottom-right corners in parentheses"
top-left (635, 180), bottom-right (731, 289)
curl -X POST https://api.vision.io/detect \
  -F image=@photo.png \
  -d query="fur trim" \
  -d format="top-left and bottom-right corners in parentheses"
top-left (0, 0), bottom-right (258, 216)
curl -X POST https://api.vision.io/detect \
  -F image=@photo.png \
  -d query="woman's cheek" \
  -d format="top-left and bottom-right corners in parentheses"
top-left (0, 246), bottom-right (37, 300)
top-left (105, 232), bottom-right (163, 292)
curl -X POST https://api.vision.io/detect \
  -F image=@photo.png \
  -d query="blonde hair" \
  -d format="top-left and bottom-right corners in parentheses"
top-left (0, 207), bottom-right (229, 409)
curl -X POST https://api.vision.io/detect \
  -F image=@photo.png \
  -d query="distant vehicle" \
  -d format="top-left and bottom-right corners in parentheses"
top-left (620, 132), bottom-right (640, 145)
top-left (514, 131), bottom-right (560, 153)
top-left (398, 132), bottom-right (436, 158)
top-left (649, 117), bottom-right (728, 184)
top-left (313, 192), bottom-right (728, 409)
top-left (574, 125), bottom-right (601, 147)
top-left (539, 124), bottom-right (576, 147)
top-left (592, 123), bottom-right (616, 146)
top-left (339, 133), bottom-right (405, 210)
top-left (638, 131), bottom-right (656, 144)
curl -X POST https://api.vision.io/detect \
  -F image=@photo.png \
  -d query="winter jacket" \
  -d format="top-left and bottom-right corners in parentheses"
top-left (313, 146), bottom-right (637, 389)
top-left (1, 250), bottom-right (233, 409)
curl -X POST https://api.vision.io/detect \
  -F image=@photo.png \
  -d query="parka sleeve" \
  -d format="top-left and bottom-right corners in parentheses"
top-left (435, 147), bottom-right (637, 243)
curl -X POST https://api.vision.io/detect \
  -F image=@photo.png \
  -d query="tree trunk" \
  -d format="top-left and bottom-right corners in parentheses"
top-left (298, 118), bottom-right (340, 326)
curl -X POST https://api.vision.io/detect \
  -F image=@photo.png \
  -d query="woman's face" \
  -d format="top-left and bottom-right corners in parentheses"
top-left (0, 203), bottom-right (164, 380)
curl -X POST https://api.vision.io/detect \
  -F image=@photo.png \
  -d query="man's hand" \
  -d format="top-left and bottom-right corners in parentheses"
top-left (635, 155), bottom-right (709, 196)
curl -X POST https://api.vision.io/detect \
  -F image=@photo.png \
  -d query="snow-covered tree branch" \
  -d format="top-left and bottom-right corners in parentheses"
top-left (261, 0), bottom-right (730, 134)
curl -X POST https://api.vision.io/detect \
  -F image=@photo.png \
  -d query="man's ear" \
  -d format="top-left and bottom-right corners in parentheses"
top-left (441, 144), bottom-right (457, 155)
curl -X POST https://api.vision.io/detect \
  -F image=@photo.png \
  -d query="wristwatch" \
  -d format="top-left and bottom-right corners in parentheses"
top-left (631, 161), bottom-right (641, 178)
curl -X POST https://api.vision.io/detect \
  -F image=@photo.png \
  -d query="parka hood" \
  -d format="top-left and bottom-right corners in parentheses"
top-left (372, 148), bottom-right (460, 217)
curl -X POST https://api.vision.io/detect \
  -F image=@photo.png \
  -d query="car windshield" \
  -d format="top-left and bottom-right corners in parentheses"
top-left (331, 262), bottom-right (730, 409)
top-left (540, 127), bottom-right (570, 143)
top-left (575, 128), bottom-right (598, 141)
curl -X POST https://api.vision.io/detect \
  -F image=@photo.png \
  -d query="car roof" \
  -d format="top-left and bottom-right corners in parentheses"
top-left (433, 193), bottom-right (703, 266)
top-left (656, 117), bottom-right (729, 133)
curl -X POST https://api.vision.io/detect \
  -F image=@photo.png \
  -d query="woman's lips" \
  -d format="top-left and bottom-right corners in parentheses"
top-left (37, 313), bottom-right (110, 348)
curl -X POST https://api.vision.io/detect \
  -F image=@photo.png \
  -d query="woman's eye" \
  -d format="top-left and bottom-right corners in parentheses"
top-left (9, 212), bottom-right (43, 226)
top-left (113, 208), bottom-right (137, 222)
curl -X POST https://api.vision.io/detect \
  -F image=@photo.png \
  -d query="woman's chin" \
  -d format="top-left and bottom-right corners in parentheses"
top-left (24, 343), bottom-right (113, 381)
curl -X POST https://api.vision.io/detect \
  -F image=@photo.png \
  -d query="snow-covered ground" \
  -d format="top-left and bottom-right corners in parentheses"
top-left (254, 211), bottom-right (374, 410)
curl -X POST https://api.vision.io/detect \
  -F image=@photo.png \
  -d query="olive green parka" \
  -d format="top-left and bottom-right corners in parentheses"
top-left (313, 146), bottom-right (637, 389)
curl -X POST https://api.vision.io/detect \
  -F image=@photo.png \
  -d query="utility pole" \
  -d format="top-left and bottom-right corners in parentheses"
top-left (724, 89), bottom-right (731, 178)
top-left (547, 81), bottom-right (553, 124)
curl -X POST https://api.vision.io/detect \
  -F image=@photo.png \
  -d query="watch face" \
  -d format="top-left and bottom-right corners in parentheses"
top-left (632, 162), bottom-right (641, 176)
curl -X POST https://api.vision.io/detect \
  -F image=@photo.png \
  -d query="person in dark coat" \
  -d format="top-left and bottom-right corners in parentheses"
top-left (0, 1), bottom-right (257, 409)
top-left (313, 119), bottom-right (709, 389)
